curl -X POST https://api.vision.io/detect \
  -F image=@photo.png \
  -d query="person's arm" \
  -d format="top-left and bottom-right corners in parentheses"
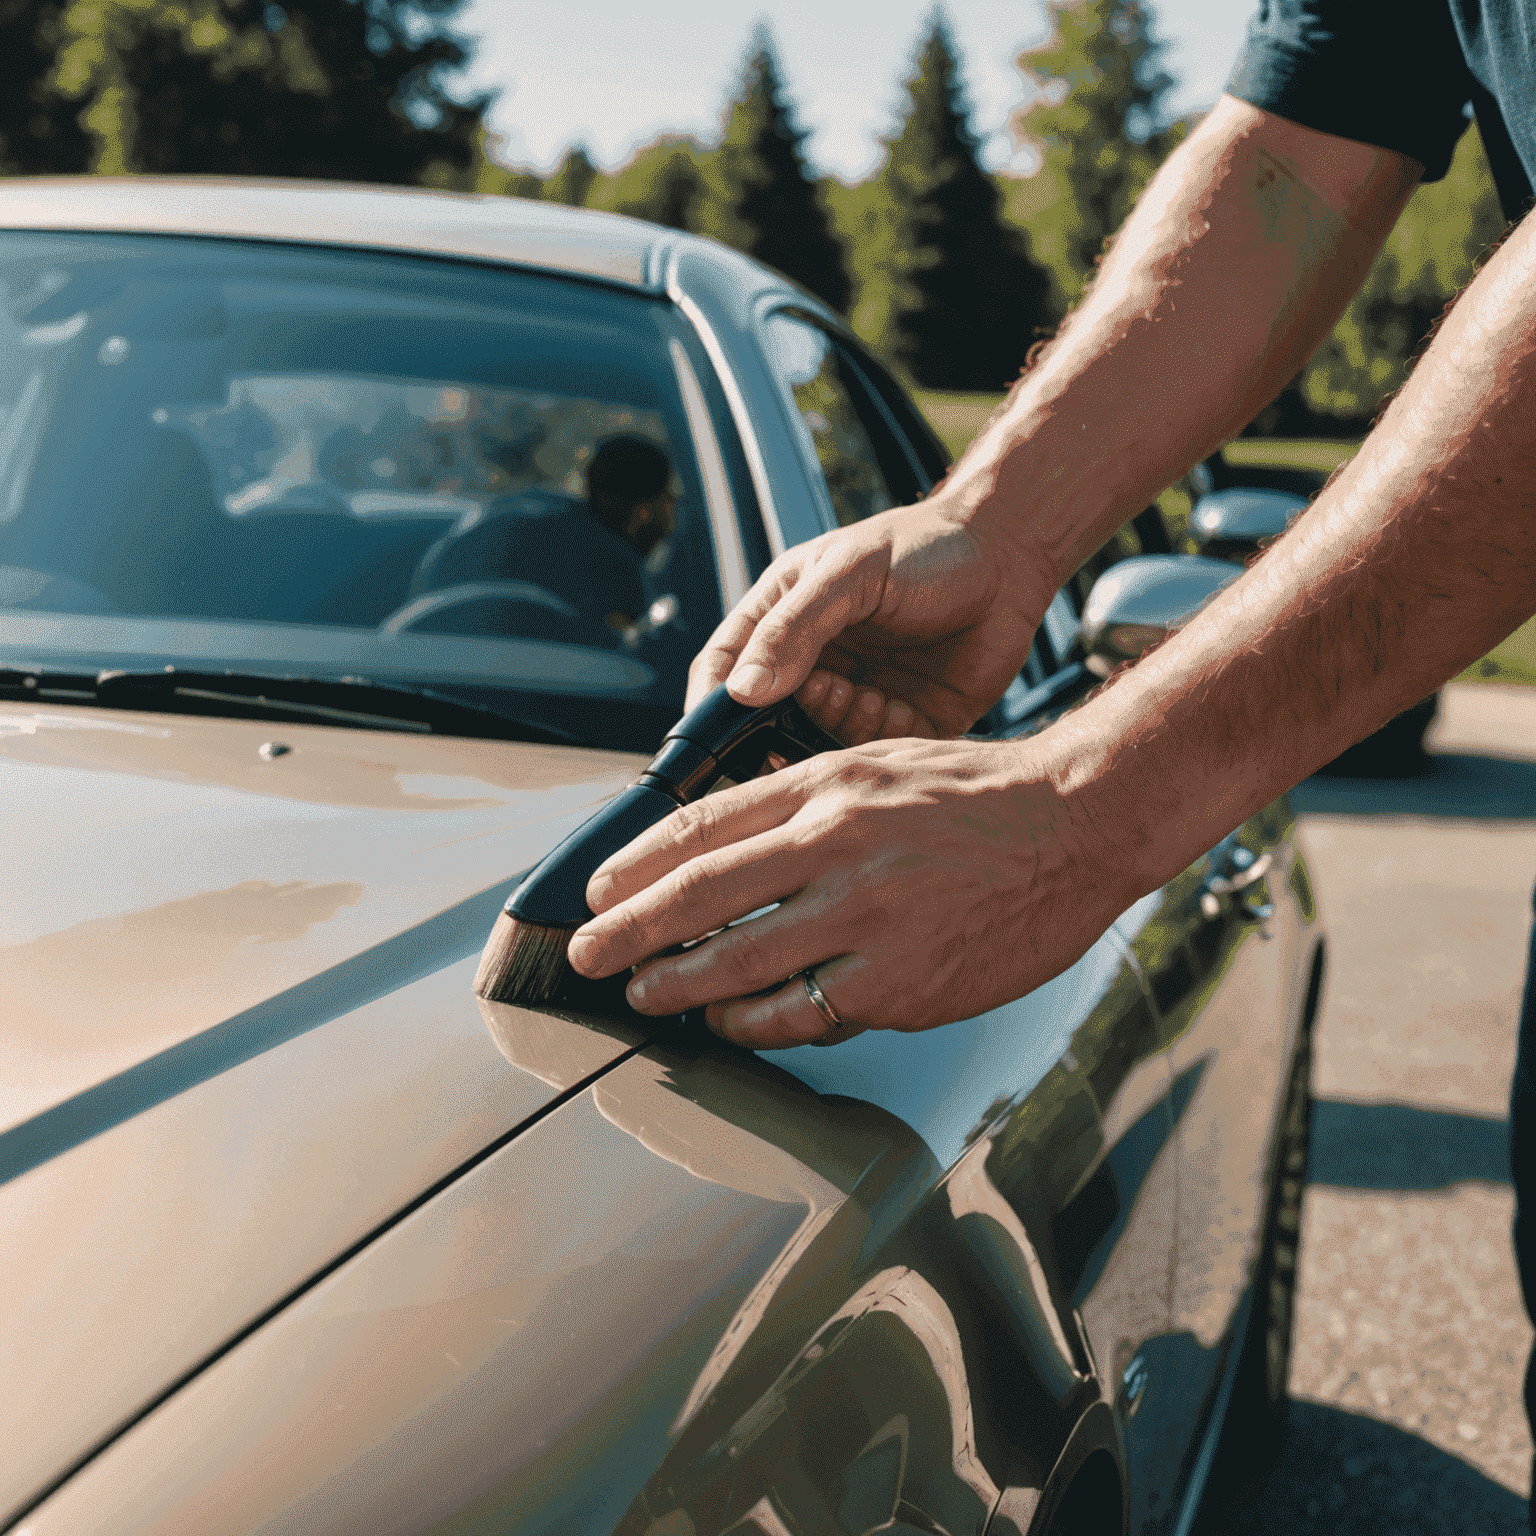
top-left (1051, 202), bottom-right (1536, 888)
top-left (564, 100), bottom-right (1536, 1049)
top-left (686, 95), bottom-right (1421, 745)
top-left (567, 204), bottom-right (1536, 1051)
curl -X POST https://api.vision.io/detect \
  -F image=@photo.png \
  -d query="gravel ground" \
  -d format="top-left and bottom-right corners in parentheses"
top-left (1195, 684), bottom-right (1536, 1535)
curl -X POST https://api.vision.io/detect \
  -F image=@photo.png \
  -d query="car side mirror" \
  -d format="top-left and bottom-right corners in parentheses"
top-left (1189, 487), bottom-right (1307, 563)
top-left (1080, 554), bottom-right (1245, 669)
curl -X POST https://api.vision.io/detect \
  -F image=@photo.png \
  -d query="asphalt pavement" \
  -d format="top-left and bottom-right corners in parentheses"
top-left (1195, 683), bottom-right (1536, 1534)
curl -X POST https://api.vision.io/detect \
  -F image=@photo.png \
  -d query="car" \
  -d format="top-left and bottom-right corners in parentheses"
top-left (0, 179), bottom-right (1325, 1536)
top-left (1183, 460), bottom-right (1441, 776)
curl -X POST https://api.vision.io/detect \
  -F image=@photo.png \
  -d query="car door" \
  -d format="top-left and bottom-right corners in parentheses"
top-left (1108, 798), bottom-right (1304, 1517)
top-left (621, 930), bottom-right (1174, 1536)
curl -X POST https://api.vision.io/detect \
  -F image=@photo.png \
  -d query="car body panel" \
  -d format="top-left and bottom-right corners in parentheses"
top-left (15, 907), bottom-right (1224, 1535)
top-left (0, 178), bottom-right (673, 292)
top-left (1110, 800), bottom-right (1317, 1530)
top-left (0, 702), bottom-right (660, 1526)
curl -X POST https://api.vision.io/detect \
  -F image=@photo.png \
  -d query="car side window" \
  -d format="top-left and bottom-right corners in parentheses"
top-left (762, 311), bottom-right (924, 526)
top-left (831, 335), bottom-right (951, 489)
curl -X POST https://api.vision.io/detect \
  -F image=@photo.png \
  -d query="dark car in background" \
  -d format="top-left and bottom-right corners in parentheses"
top-left (1185, 449), bottom-right (1440, 773)
top-left (1, 181), bottom-right (1323, 1535)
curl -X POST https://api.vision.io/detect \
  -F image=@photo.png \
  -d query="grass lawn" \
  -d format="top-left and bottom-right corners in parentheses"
top-left (911, 389), bottom-right (1536, 687)
top-left (914, 389), bottom-right (1006, 461)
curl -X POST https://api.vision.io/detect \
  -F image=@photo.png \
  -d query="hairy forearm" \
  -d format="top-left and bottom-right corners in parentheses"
top-left (939, 96), bottom-right (1420, 596)
top-left (1050, 209), bottom-right (1536, 895)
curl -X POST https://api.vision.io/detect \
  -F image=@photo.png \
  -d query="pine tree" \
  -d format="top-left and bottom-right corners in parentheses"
top-left (544, 144), bottom-right (597, 207)
top-left (0, 0), bottom-right (93, 173)
top-left (705, 31), bottom-right (850, 312)
top-left (595, 138), bottom-right (708, 231)
top-left (52, 0), bottom-right (485, 183)
top-left (1013, 0), bottom-right (1180, 305)
top-left (877, 13), bottom-right (1055, 390)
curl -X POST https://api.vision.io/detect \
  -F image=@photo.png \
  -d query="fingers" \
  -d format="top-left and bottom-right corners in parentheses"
top-left (811, 681), bottom-right (886, 745)
top-left (685, 538), bottom-right (892, 713)
top-left (622, 893), bottom-right (839, 1018)
top-left (708, 954), bottom-right (870, 1050)
top-left (581, 771), bottom-right (807, 916)
top-left (569, 816), bottom-right (819, 981)
top-left (796, 672), bottom-right (932, 745)
top-left (725, 543), bottom-right (889, 707)
top-left (686, 604), bottom-right (764, 710)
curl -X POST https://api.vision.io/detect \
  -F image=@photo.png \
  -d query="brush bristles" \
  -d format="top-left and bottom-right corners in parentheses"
top-left (474, 912), bottom-right (581, 1005)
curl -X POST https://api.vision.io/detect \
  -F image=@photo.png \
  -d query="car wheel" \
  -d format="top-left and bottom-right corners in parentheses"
top-left (1209, 1015), bottom-right (1314, 1499)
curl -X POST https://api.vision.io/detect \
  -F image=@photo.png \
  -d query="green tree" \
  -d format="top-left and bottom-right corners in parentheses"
top-left (823, 172), bottom-right (904, 349)
top-left (592, 136), bottom-right (708, 231)
top-left (0, 1), bottom-right (93, 173)
top-left (1013, 0), bottom-right (1180, 306)
top-left (544, 143), bottom-right (597, 207)
top-left (873, 13), bottom-right (1054, 390)
top-left (704, 30), bottom-right (851, 312)
top-left (1297, 121), bottom-right (1507, 427)
top-left (53, 0), bottom-right (485, 183)
top-left (471, 127), bottom-right (543, 198)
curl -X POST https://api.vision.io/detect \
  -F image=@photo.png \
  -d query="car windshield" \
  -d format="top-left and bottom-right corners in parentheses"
top-left (0, 232), bottom-right (726, 749)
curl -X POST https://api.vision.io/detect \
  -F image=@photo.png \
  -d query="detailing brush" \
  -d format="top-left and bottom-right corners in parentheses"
top-left (474, 684), bottom-right (844, 1008)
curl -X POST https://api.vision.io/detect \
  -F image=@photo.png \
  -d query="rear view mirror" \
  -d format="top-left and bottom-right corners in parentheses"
top-left (1189, 487), bottom-right (1307, 563)
top-left (1080, 554), bottom-right (1244, 670)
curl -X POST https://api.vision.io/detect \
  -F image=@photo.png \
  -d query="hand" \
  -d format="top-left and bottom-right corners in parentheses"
top-left (565, 733), bottom-right (1138, 1049)
top-left (685, 499), bottom-right (1054, 744)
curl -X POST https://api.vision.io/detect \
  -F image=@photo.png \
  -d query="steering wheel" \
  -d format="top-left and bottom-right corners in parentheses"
top-left (378, 580), bottom-right (603, 645)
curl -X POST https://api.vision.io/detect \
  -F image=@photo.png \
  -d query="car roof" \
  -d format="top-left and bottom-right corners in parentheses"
top-left (0, 177), bottom-right (678, 292)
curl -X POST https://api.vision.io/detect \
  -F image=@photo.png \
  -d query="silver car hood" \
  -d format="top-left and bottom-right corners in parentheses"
top-left (0, 703), bottom-right (656, 1526)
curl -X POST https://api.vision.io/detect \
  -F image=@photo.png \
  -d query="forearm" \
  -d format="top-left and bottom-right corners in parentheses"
top-left (940, 96), bottom-right (1420, 596)
top-left (1051, 210), bottom-right (1536, 895)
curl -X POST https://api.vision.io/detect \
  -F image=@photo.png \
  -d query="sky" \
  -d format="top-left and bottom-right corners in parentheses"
top-left (453, 0), bottom-right (1252, 183)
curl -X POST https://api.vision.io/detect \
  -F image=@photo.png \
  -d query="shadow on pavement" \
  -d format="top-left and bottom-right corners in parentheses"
top-left (1309, 1098), bottom-right (1511, 1192)
top-left (1290, 753), bottom-right (1536, 821)
top-left (1195, 1400), bottom-right (1529, 1535)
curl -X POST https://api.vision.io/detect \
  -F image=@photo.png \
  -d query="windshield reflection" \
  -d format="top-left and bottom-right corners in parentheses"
top-left (0, 233), bottom-right (724, 748)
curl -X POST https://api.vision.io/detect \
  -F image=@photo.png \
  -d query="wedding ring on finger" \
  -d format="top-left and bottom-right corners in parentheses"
top-left (797, 967), bottom-right (845, 1038)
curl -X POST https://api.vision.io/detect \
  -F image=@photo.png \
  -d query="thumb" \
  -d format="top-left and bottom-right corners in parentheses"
top-left (723, 542), bottom-right (891, 707)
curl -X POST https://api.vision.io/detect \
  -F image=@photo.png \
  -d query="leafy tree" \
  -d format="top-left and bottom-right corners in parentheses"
top-left (477, 163), bottom-right (542, 199)
top-left (1297, 121), bottom-right (1507, 427)
top-left (704, 30), bottom-right (851, 312)
top-left (872, 13), bottom-right (1054, 390)
top-left (471, 128), bottom-right (543, 198)
top-left (52, 0), bottom-right (485, 183)
top-left (592, 136), bottom-right (708, 231)
top-left (823, 172), bottom-right (904, 347)
top-left (543, 143), bottom-right (597, 207)
top-left (0, 1), bottom-right (93, 173)
top-left (1013, 0), bottom-right (1180, 305)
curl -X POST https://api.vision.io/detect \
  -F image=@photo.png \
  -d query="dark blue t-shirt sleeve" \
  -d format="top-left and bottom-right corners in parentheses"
top-left (1226, 0), bottom-right (1473, 181)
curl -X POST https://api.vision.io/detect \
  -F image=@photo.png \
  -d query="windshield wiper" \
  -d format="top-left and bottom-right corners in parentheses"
top-left (0, 666), bottom-right (577, 744)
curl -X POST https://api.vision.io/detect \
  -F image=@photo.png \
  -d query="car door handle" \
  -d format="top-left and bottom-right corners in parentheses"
top-left (1199, 848), bottom-right (1273, 921)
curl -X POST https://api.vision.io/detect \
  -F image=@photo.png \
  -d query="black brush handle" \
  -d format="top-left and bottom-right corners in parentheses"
top-left (642, 688), bottom-right (845, 802)
top-left (505, 685), bottom-right (844, 929)
top-left (506, 781), bottom-right (683, 928)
